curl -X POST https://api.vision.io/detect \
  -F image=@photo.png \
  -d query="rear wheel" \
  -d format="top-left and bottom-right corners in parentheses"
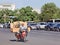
top-left (15, 33), bottom-right (20, 41)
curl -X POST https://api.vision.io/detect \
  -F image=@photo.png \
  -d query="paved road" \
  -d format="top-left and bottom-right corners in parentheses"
top-left (0, 28), bottom-right (60, 45)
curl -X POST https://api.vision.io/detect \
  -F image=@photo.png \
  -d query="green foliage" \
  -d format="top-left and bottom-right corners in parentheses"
top-left (18, 6), bottom-right (39, 21)
top-left (40, 2), bottom-right (60, 21)
top-left (0, 3), bottom-right (60, 23)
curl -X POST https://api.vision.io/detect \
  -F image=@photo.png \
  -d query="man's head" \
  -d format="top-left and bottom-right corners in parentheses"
top-left (21, 23), bottom-right (24, 26)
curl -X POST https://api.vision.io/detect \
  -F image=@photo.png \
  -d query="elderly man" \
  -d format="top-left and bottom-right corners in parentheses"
top-left (19, 23), bottom-right (28, 36)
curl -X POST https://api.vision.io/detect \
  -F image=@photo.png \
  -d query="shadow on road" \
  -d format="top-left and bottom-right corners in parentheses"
top-left (10, 39), bottom-right (28, 42)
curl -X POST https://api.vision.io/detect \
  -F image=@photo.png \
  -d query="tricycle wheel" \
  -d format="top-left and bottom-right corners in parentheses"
top-left (21, 36), bottom-right (26, 42)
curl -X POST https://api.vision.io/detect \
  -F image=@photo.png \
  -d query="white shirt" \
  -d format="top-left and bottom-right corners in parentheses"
top-left (20, 26), bottom-right (27, 31)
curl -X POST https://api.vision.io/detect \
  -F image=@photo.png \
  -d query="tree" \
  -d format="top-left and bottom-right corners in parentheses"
top-left (56, 8), bottom-right (60, 18)
top-left (0, 9), bottom-right (16, 23)
top-left (40, 3), bottom-right (58, 21)
top-left (19, 6), bottom-right (37, 21)
top-left (18, 6), bottom-right (39, 21)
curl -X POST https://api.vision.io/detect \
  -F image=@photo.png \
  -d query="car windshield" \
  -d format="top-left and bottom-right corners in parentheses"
top-left (30, 23), bottom-right (37, 26)
top-left (57, 24), bottom-right (60, 26)
top-left (40, 23), bottom-right (46, 25)
top-left (49, 23), bottom-right (55, 26)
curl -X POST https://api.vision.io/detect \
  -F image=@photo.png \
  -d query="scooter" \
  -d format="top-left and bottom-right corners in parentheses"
top-left (15, 30), bottom-right (27, 42)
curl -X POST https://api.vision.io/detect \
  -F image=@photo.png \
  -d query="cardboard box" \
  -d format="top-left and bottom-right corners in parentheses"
top-left (10, 21), bottom-right (28, 33)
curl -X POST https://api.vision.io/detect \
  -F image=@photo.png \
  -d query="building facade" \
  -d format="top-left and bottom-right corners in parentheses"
top-left (0, 4), bottom-right (15, 11)
top-left (32, 8), bottom-right (41, 14)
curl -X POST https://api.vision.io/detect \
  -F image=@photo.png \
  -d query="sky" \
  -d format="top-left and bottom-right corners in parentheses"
top-left (0, 0), bottom-right (60, 9)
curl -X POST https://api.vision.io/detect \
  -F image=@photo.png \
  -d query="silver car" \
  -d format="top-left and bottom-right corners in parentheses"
top-left (37, 22), bottom-right (47, 30)
top-left (29, 23), bottom-right (37, 30)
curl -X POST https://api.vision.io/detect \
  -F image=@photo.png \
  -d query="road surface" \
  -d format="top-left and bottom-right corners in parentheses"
top-left (0, 28), bottom-right (60, 45)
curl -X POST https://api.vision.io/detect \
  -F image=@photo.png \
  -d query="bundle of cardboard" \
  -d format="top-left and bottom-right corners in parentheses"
top-left (10, 21), bottom-right (29, 32)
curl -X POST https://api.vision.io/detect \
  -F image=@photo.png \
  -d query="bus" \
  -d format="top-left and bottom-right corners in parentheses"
top-left (47, 19), bottom-right (60, 23)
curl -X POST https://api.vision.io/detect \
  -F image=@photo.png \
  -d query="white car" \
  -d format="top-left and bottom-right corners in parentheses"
top-left (29, 23), bottom-right (37, 30)
top-left (38, 22), bottom-right (47, 29)
top-left (0, 24), bottom-right (4, 28)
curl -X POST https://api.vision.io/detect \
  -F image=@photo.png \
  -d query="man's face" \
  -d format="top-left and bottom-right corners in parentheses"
top-left (22, 24), bottom-right (24, 26)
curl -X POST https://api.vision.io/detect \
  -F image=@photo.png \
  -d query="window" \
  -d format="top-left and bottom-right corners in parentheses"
top-left (55, 20), bottom-right (60, 22)
top-left (3, 5), bottom-right (11, 7)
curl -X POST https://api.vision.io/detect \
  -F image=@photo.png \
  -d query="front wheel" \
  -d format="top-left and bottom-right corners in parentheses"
top-left (21, 31), bottom-right (26, 42)
top-left (22, 36), bottom-right (26, 42)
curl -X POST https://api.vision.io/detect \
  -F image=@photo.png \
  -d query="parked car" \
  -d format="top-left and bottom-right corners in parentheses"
top-left (28, 23), bottom-right (37, 30)
top-left (53, 23), bottom-right (60, 32)
top-left (0, 24), bottom-right (4, 28)
top-left (4, 23), bottom-right (10, 28)
top-left (45, 22), bottom-right (56, 31)
top-left (37, 22), bottom-right (47, 30)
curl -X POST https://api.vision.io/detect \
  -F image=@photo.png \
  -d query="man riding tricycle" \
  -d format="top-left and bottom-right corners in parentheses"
top-left (10, 21), bottom-right (30, 42)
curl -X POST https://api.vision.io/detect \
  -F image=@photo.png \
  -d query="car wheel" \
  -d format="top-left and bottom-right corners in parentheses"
top-left (47, 27), bottom-right (50, 31)
top-left (45, 26), bottom-right (47, 31)
top-left (36, 27), bottom-right (39, 30)
top-left (54, 28), bottom-right (59, 32)
top-left (56, 28), bottom-right (59, 32)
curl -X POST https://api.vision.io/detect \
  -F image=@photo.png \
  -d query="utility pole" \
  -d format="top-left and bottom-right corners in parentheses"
top-left (3, 14), bottom-right (6, 23)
